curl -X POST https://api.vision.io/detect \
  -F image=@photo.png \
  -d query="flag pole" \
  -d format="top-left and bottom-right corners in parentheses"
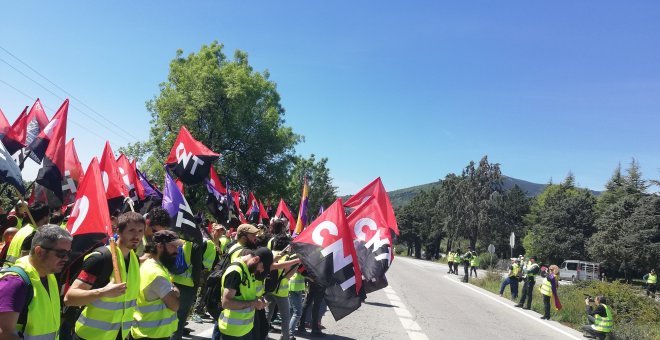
top-left (13, 187), bottom-right (36, 227)
top-left (108, 237), bottom-right (122, 283)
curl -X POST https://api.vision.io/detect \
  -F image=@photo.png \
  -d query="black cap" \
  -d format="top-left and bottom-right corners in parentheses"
top-left (153, 230), bottom-right (182, 245)
top-left (253, 247), bottom-right (273, 273)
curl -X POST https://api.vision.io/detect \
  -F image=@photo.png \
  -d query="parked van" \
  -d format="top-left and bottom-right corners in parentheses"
top-left (559, 260), bottom-right (600, 282)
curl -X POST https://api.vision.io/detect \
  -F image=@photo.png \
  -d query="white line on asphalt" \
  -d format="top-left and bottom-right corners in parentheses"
top-left (443, 275), bottom-right (582, 340)
top-left (382, 286), bottom-right (430, 340)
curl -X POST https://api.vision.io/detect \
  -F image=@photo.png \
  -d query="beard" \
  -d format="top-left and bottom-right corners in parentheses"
top-left (159, 251), bottom-right (178, 272)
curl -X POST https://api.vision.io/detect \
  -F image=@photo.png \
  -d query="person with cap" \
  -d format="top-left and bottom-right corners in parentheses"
top-left (0, 225), bottom-right (72, 340)
top-left (213, 223), bottom-right (230, 257)
top-left (516, 256), bottom-right (540, 309)
top-left (227, 224), bottom-right (260, 262)
top-left (215, 247), bottom-right (273, 340)
top-left (4, 202), bottom-right (50, 267)
top-left (64, 212), bottom-right (145, 340)
top-left (130, 230), bottom-right (182, 340)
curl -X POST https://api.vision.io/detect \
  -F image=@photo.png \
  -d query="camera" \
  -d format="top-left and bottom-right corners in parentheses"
top-left (584, 294), bottom-right (594, 302)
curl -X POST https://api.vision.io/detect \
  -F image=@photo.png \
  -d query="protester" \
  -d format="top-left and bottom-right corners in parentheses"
top-left (287, 268), bottom-right (306, 340)
top-left (539, 264), bottom-right (562, 320)
top-left (469, 250), bottom-right (480, 278)
top-left (0, 225), bottom-right (72, 339)
top-left (265, 236), bottom-right (300, 340)
top-left (446, 250), bottom-right (455, 274)
top-left (4, 202), bottom-right (50, 267)
top-left (64, 212), bottom-right (145, 340)
top-left (298, 278), bottom-right (325, 336)
top-left (461, 249), bottom-right (473, 283)
top-left (130, 230), bottom-right (182, 340)
top-left (515, 256), bottom-right (540, 310)
top-left (0, 227), bottom-right (18, 266)
top-left (453, 249), bottom-right (460, 275)
top-left (138, 207), bottom-right (170, 261)
top-left (643, 269), bottom-right (657, 298)
top-left (171, 236), bottom-right (205, 340)
top-left (581, 295), bottom-right (613, 339)
top-left (499, 258), bottom-right (520, 299)
top-left (216, 247), bottom-right (272, 340)
top-left (213, 223), bottom-right (229, 256)
top-left (227, 224), bottom-right (260, 261)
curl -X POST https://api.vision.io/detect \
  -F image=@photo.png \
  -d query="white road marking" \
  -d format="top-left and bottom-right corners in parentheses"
top-left (382, 286), bottom-right (430, 340)
top-left (443, 275), bottom-right (583, 340)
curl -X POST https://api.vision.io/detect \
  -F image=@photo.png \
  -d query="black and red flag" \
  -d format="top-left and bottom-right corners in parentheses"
top-left (130, 160), bottom-right (145, 201)
top-left (30, 138), bottom-right (84, 208)
top-left (232, 191), bottom-right (248, 224)
top-left (275, 198), bottom-right (296, 228)
top-left (290, 198), bottom-right (363, 321)
top-left (33, 99), bottom-right (68, 201)
top-left (0, 108), bottom-right (11, 140)
top-left (344, 177), bottom-right (399, 236)
top-left (116, 154), bottom-right (139, 204)
top-left (0, 139), bottom-right (26, 194)
top-left (61, 157), bottom-right (113, 291)
top-left (347, 196), bottom-right (393, 293)
top-left (99, 141), bottom-right (128, 213)
top-left (2, 106), bottom-right (28, 155)
top-left (165, 126), bottom-right (220, 184)
top-left (25, 98), bottom-right (49, 162)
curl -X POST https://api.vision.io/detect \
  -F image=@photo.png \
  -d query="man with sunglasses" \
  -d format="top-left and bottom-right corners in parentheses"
top-left (3, 202), bottom-right (50, 267)
top-left (64, 212), bottom-right (145, 340)
top-left (0, 225), bottom-right (72, 340)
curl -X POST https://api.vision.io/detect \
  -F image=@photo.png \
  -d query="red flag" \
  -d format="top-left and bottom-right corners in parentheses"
top-left (2, 106), bottom-right (27, 155)
top-left (344, 177), bottom-right (399, 235)
top-left (165, 126), bottom-right (220, 184)
top-left (25, 98), bottom-right (49, 146)
top-left (130, 160), bottom-right (146, 200)
top-left (232, 191), bottom-right (248, 223)
top-left (175, 178), bottom-right (185, 195)
top-left (61, 138), bottom-right (84, 206)
top-left (33, 100), bottom-right (69, 201)
top-left (208, 167), bottom-right (227, 194)
top-left (290, 198), bottom-right (362, 321)
top-left (275, 198), bottom-right (296, 229)
top-left (0, 108), bottom-right (11, 139)
top-left (67, 158), bottom-right (112, 237)
top-left (99, 141), bottom-right (128, 212)
top-left (116, 154), bottom-right (139, 204)
top-left (258, 200), bottom-right (269, 220)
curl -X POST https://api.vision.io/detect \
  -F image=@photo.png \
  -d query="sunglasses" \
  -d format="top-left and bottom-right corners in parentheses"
top-left (41, 247), bottom-right (72, 259)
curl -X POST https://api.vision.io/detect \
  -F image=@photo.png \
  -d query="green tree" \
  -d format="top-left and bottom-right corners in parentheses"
top-left (286, 154), bottom-right (338, 224)
top-left (120, 42), bottom-right (301, 212)
top-left (396, 188), bottom-right (442, 259)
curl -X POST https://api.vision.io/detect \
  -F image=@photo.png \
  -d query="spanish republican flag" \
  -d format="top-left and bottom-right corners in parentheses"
top-left (294, 177), bottom-right (309, 235)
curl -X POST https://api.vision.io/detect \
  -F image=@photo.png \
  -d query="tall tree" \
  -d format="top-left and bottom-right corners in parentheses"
top-left (120, 42), bottom-right (301, 212)
top-left (286, 154), bottom-right (338, 224)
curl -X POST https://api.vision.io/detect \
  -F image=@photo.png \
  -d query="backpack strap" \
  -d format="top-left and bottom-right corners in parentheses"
top-left (1, 266), bottom-right (34, 334)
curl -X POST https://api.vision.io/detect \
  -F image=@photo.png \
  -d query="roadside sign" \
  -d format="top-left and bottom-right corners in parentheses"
top-left (510, 232), bottom-right (515, 248)
top-left (488, 244), bottom-right (495, 254)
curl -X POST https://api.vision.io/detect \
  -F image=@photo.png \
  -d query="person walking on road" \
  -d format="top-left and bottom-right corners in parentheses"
top-left (461, 249), bottom-right (473, 283)
top-left (643, 269), bottom-right (657, 298)
top-left (446, 251), bottom-right (454, 274)
top-left (515, 256), bottom-right (540, 309)
top-left (499, 258), bottom-right (520, 299)
top-left (539, 264), bottom-right (562, 320)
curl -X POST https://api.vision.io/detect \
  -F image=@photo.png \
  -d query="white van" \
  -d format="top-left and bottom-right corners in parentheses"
top-left (559, 260), bottom-right (600, 282)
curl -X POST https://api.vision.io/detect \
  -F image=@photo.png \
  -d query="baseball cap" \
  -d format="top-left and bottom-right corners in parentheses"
top-left (153, 230), bottom-right (183, 246)
top-left (237, 223), bottom-right (259, 237)
top-left (253, 247), bottom-right (273, 273)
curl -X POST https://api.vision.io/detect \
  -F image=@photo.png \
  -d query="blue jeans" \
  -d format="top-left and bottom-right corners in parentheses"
top-left (499, 277), bottom-right (519, 298)
top-left (288, 291), bottom-right (303, 336)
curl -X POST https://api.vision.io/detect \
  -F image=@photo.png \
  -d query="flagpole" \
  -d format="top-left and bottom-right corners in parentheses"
top-left (108, 238), bottom-right (122, 283)
top-left (12, 187), bottom-right (36, 227)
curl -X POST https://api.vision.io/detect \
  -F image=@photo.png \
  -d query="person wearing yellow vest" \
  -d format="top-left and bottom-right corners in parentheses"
top-left (212, 223), bottom-right (229, 256)
top-left (64, 212), bottom-right (145, 340)
top-left (499, 258), bottom-right (520, 299)
top-left (643, 269), bottom-right (657, 298)
top-left (131, 230), bottom-right (182, 340)
top-left (216, 247), bottom-right (272, 340)
top-left (469, 250), bottom-right (480, 278)
top-left (539, 264), bottom-right (562, 320)
top-left (12, 201), bottom-right (29, 230)
top-left (265, 236), bottom-right (301, 340)
top-left (171, 238), bottom-right (204, 340)
top-left (4, 202), bottom-right (50, 268)
top-left (288, 269), bottom-right (305, 340)
top-left (0, 225), bottom-right (72, 340)
top-left (446, 251), bottom-right (455, 274)
top-left (515, 256), bottom-right (540, 310)
top-left (582, 295), bottom-right (613, 339)
top-left (138, 208), bottom-right (171, 263)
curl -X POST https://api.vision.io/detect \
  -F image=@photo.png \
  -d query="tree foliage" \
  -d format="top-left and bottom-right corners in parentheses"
top-left (285, 154), bottom-right (338, 222)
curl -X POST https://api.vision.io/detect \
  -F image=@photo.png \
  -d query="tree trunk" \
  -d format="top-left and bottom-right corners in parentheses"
top-left (446, 238), bottom-right (453, 254)
top-left (414, 240), bottom-right (422, 259)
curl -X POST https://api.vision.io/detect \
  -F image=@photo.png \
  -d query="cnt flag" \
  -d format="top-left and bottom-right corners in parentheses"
top-left (116, 154), bottom-right (139, 204)
top-left (165, 126), bottom-right (220, 184)
top-left (0, 140), bottom-right (26, 194)
top-left (33, 100), bottom-right (69, 201)
top-left (293, 177), bottom-right (309, 235)
top-left (347, 196), bottom-right (393, 293)
top-left (232, 191), bottom-right (248, 224)
top-left (25, 98), bottom-right (49, 163)
top-left (30, 138), bottom-right (84, 208)
top-left (99, 141), bottom-right (128, 213)
top-left (3, 106), bottom-right (27, 155)
top-left (163, 170), bottom-right (202, 244)
top-left (290, 198), bottom-right (362, 321)
top-left (275, 198), bottom-right (296, 229)
top-left (258, 200), bottom-right (269, 220)
top-left (344, 177), bottom-right (399, 236)
top-left (130, 160), bottom-right (145, 201)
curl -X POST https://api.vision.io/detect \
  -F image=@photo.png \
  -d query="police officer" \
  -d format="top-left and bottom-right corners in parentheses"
top-left (0, 225), bottom-right (72, 339)
top-left (581, 295), bottom-right (613, 339)
top-left (515, 256), bottom-right (540, 309)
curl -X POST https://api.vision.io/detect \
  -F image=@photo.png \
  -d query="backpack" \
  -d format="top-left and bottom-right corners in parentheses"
top-left (203, 245), bottom-right (244, 319)
top-left (0, 266), bottom-right (34, 334)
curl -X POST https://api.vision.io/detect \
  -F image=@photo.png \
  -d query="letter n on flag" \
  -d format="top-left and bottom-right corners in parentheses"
top-left (165, 126), bottom-right (220, 185)
top-left (291, 198), bottom-right (362, 321)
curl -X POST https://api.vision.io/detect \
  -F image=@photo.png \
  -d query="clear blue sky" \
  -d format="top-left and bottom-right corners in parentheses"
top-left (2, 2), bottom-right (659, 195)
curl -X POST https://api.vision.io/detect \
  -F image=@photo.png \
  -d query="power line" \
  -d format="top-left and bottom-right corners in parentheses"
top-left (0, 49), bottom-right (141, 144)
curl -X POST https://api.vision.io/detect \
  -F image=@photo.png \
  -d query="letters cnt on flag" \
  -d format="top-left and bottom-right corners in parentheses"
top-left (163, 170), bottom-right (202, 244)
top-left (33, 100), bottom-right (68, 201)
top-left (344, 177), bottom-right (399, 235)
top-left (165, 126), bottom-right (220, 184)
top-left (290, 198), bottom-right (362, 321)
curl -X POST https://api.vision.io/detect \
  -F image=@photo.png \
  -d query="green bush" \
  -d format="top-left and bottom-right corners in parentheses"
top-left (394, 244), bottom-right (406, 256)
top-left (472, 275), bottom-right (660, 339)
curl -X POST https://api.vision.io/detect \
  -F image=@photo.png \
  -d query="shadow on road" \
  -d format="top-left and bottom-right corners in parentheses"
top-left (363, 301), bottom-right (397, 308)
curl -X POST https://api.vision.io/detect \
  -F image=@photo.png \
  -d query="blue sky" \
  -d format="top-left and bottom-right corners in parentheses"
top-left (1, 2), bottom-right (659, 195)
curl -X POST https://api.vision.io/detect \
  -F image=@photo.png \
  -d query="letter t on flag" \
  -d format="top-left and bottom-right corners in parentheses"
top-left (162, 169), bottom-right (202, 244)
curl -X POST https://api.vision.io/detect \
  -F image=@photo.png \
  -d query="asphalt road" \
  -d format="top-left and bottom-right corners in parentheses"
top-left (182, 257), bottom-right (585, 339)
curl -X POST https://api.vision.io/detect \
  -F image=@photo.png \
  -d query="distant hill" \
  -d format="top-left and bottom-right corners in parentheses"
top-left (382, 176), bottom-right (600, 209)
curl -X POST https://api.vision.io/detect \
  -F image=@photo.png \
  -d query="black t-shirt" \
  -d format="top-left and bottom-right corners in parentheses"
top-left (21, 232), bottom-right (36, 252)
top-left (76, 248), bottom-right (131, 289)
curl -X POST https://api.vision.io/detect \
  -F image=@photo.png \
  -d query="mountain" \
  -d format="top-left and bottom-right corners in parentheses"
top-left (382, 176), bottom-right (600, 209)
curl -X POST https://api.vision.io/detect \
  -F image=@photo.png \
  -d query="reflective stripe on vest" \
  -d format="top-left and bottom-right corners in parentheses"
top-left (470, 256), bottom-right (480, 267)
top-left (75, 246), bottom-right (140, 340)
top-left (648, 274), bottom-right (657, 284)
top-left (173, 241), bottom-right (193, 286)
top-left (9, 257), bottom-right (60, 340)
top-left (527, 263), bottom-right (539, 277)
top-left (5, 225), bottom-right (35, 267)
top-left (591, 304), bottom-right (613, 333)
top-left (218, 260), bottom-right (256, 337)
top-left (289, 273), bottom-right (305, 292)
top-left (131, 259), bottom-right (178, 339)
top-left (202, 240), bottom-right (216, 270)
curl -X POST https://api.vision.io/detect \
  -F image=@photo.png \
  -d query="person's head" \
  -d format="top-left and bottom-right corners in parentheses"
top-left (117, 212), bottom-right (146, 250)
top-left (548, 264), bottom-right (559, 275)
top-left (3, 227), bottom-right (18, 243)
top-left (651, 269), bottom-right (656, 275)
top-left (49, 211), bottom-right (64, 225)
top-left (15, 201), bottom-right (28, 219)
top-left (212, 223), bottom-right (226, 240)
top-left (269, 218), bottom-right (286, 235)
top-left (529, 256), bottom-right (536, 263)
top-left (595, 296), bottom-right (607, 305)
top-left (145, 208), bottom-right (171, 237)
top-left (152, 230), bottom-right (182, 271)
top-left (237, 223), bottom-right (259, 248)
top-left (29, 202), bottom-right (50, 227)
top-left (272, 234), bottom-right (291, 252)
top-left (245, 247), bottom-right (273, 276)
top-left (30, 225), bottom-right (72, 274)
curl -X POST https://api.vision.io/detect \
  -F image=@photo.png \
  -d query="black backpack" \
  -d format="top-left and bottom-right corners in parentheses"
top-left (204, 245), bottom-right (244, 319)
